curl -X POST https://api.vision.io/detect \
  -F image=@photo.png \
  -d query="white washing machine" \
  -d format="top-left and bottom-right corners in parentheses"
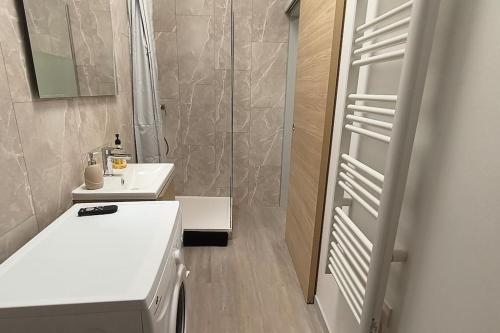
top-left (0, 201), bottom-right (188, 333)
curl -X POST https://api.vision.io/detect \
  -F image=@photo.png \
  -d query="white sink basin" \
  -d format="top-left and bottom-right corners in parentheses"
top-left (72, 163), bottom-right (174, 201)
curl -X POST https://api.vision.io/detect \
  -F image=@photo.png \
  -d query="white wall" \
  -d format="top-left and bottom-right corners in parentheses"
top-left (316, 0), bottom-right (500, 332)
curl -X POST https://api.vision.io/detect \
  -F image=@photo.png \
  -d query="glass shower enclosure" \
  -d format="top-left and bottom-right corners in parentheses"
top-left (156, 0), bottom-right (235, 239)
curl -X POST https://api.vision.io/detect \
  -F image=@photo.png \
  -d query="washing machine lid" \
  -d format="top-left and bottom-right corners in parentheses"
top-left (0, 201), bottom-right (180, 318)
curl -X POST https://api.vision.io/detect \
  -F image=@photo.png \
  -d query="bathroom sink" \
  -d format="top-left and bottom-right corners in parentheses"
top-left (72, 163), bottom-right (174, 201)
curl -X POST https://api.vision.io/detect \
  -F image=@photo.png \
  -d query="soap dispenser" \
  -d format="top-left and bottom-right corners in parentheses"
top-left (84, 152), bottom-right (104, 190)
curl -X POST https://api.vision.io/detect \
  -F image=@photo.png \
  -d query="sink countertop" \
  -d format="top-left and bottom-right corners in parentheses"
top-left (72, 163), bottom-right (174, 201)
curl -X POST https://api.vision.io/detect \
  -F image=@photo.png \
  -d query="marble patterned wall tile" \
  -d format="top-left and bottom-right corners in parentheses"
top-left (0, 0), bottom-right (135, 263)
top-left (107, 31), bottom-right (135, 158)
top-left (77, 95), bottom-right (133, 159)
top-left (14, 100), bottom-right (84, 230)
top-left (110, 0), bottom-right (131, 35)
top-left (233, 70), bottom-right (250, 132)
top-left (252, 0), bottom-right (289, 43)
top-left (0, 46), bottom-right (36, 237)
top-left (112, 28), bottom-right (132, 95)
top-left (89, 0), bottom-right (111, 11)
top-left (111, 37), bottom-right (135, 147)
top-left (249, 107), bottom-right (284, 167)
top-left (0, 0), bottom-right (36, 102)
top-left (105, 94), bottom-right (135, 160)
top-left (233, 0), bottom-right (252, 15)
top-left (153, 0), bottom-right (176, 33)
top-left (215, 131), bottom-right (230, 188)
top-left (184, 145), bottom-right (217, 196)
top-left (162, 99), bottom-right (186, 158)
top-left (155, 32), bottom-right (180, 100)
top-left (214, 0), bottom-right (231, 69)
top-left (251, 42), bottom-right (288, 108)
top-left (177, 15), bottom-right (214, 102)
top-left (215, 69), bottom-right (231, 131)
top-left (166, 156), bottom-right (186, 195)
top-left (233, 186), bottom-right (249, 206)
top-left (151, 0), bottom-right (289, 206)
top-left (214, 187), bottom-right (230, 197)
top-left (214, 131), bottom-right (249, 195)
top-left (105, 37), bottom-right (134, 156)
top-left (0, 216), bottom-right (38, 263)
top-left (248, 165), bottom-right (281, 206)
top-left (233, 132), bottom-right (249, 188)
top-left (183, 84), bottom-right (215, 146)
top-left (176, 0), bottom-right (214, 16)
top-left (234, 12), bottom-right (252, 70)
top-left (76, 97), bottom-right (109, 155)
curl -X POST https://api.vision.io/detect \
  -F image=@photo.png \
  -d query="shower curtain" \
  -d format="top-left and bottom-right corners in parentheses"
top-left (128, 0), bottom-right (165, 163)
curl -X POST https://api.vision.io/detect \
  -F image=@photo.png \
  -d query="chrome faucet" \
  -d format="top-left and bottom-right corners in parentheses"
top-left (101, 147), bottom-right (132, 176)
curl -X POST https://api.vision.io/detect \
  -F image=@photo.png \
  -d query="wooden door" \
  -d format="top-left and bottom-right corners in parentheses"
top-left (285, 0), bottom-right (346, 302)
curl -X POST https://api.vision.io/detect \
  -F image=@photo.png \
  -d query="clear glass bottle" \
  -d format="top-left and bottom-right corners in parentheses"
top-left (112, 134), bottom-right (126, 169)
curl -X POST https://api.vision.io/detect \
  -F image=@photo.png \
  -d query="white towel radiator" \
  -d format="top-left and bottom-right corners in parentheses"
top-left (326, 0), bottom-right (441, 332)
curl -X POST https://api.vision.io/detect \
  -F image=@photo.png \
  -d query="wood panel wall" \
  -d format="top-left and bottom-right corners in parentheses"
top-left (285, 0), bottom-right (346, 303)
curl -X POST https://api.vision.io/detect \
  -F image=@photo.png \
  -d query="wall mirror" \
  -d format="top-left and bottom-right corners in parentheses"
top-left (22, 0), bottom-right (117, 98)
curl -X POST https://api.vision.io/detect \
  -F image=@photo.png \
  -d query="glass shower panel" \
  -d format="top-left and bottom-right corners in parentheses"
top-left (154, 0), bottom-right (234, 233)
top-left (230, 4), bottom-right (235, 229)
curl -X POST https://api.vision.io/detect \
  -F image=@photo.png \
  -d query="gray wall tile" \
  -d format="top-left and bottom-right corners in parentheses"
top-left (215, 69), bottom-right (231, 132)
top-left (177, 15), bottom-right (214, 102)
top-left (0, 1), bottom-right (135, 262)
top-left (234, 70), bottom-right (251, 132)
top-left (249, 108), bottom-right (284, 167)
top-left (233, 0), bottom-right (253, 70)
top-left (110, 0), bottom-right (130, 35)
top-left (176, 0), bottom-right (214, 15)
top-left (234, 13), bottom-right (252, 70)
top-left (233, 0), bottom-right (252, 16)
top-left (14, 100), bottom-right (84, 230)
top-left (0, 46), bottom-right (36, 237)
top-left (215, 131), bottom-right (231, 188)
top-left (184, 84), bottom-right (216, 145)
top-left (154, 0), bottom-right (176, 33)
top-left (233, 132), bottom-right (249, 188)
top-left (251, 42), bottom-right (288, 108)
top-left (233, 186), bottom-right (249, 206)
top-left (252, 0), bottom-right (290, 43)
top-left (214, 0), bottom-right (231, 69)
top-left (184, 145), bottom-right (217, 196)
top-left (162, 99), bottom-right (187, 158)
top-left (153, 0), bottom-right (289, 206)
top-left (0, 216), bottom-right (38, 263)
top-left (155, 32), bottom-right (180, 100)
top-left (167, 156), bottom-right (187, 195)
top-left (76, 97), bottom-right (110, 155)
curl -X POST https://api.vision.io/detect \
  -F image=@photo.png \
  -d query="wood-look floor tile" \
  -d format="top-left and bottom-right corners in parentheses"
top-left (184, 207), bottom-right (327, 333)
